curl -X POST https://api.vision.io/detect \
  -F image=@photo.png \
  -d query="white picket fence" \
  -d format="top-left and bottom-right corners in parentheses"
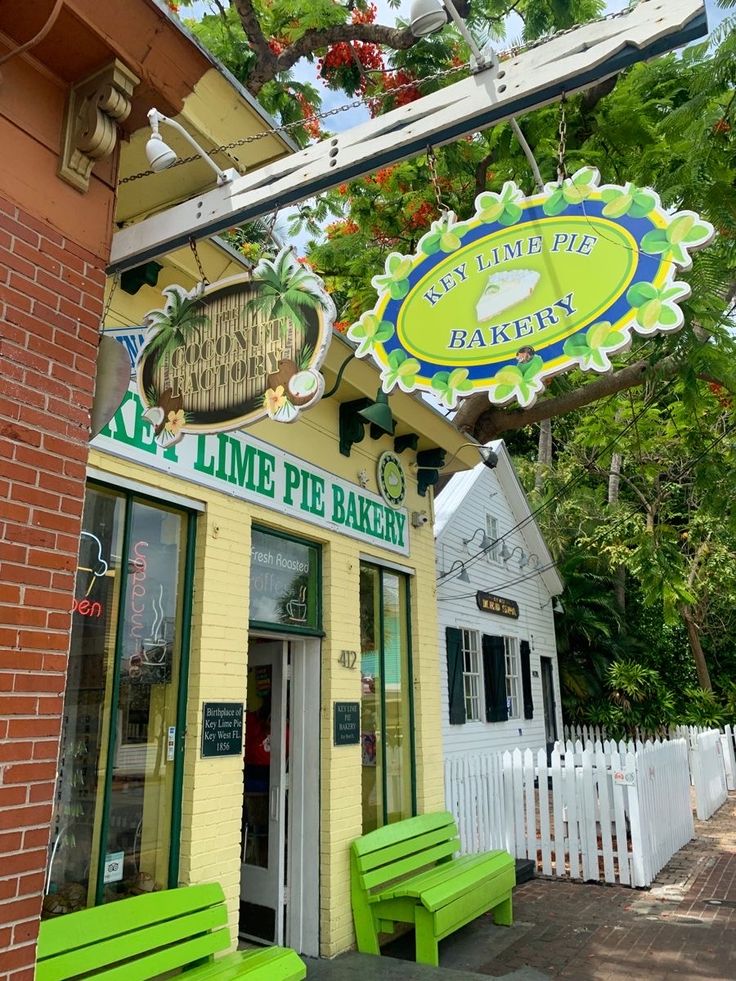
top-left (445, 737), bottom-right (694, 888)
top-left (721, 724), bottom-right (736, 791)
top-left (690, 729), bottom-right (728, 820)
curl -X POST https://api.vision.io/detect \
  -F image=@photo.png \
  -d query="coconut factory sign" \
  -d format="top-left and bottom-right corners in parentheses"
top-left (136, 248), bottom-right (335, 446)
top-left (348, 167), bottom-right (714, 409)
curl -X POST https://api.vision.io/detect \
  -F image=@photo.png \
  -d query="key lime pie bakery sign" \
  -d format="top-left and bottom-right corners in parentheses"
top-left (137, 247), bottom-right (335, 446)
top-left (348, 168), bottom-right (714, 408)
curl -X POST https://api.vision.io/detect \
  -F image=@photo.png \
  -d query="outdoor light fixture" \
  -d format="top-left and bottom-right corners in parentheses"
top-left (409, 0), bottom-right (448, 37)
top-left (358, 388), bottom-right (395, 437)
top-left (540, 596), bottom-right (565, 614)
top-left (463, 527), bottom-right (492, 550)
top-left (443, 560), bottom-right (470, 583)
top-left (145, 108), bottom-right (233, 185)
top-left (409, 0), bottom-right (490, 68)
top-left (503, 544), bottom-right (528, 567)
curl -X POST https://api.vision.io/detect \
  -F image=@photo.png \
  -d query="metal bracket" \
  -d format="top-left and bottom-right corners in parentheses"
top-left (109, 0), bottom-right (707, 273)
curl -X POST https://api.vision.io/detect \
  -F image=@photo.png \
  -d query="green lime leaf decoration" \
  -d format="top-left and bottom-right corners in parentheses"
top-left (627, 282), bottom-right (658, 307)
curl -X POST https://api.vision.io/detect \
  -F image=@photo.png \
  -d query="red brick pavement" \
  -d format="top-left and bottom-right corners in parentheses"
top-left (469, 793), bottom-right (736, 980)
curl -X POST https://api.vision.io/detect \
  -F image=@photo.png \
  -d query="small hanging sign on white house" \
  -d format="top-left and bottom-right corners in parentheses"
top-left (348, 167), bottom-right (714, 409)
top-left (136, 248), bottom-right (335, 447)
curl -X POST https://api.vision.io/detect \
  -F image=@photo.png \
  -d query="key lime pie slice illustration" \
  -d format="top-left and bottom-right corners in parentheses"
top-left (476, 269), bottom-right (541, 322)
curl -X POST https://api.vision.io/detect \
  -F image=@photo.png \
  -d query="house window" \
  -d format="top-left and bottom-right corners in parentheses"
top-left (461, 629), bottom-right (481, 721)
top-left (505, 636), bottom-right (521, 719)
top-left (485, 514), bottom-right (499, 560)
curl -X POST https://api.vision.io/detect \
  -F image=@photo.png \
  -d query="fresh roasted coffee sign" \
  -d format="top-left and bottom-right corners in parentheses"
top-left (348, 168), bottom-right (714, 408)
top-left (137, 248), bottom-right (335, 446)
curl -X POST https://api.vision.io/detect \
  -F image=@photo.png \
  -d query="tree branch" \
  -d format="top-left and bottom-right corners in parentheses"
top-left (232, 0), bottom-right (278, 82)
top-left (454, 353), bottom-right (686, 441)
top-left (475, 151), bottom-right (495, 197)
top-left (247, 21), bottom-right (417, 93)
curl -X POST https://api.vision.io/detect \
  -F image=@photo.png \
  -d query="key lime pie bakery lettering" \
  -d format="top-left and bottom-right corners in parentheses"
top-left (348, 167), bottom-right (714, 409)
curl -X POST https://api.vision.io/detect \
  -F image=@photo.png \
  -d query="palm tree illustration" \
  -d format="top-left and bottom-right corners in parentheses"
top-left (247, 250), bottom-right (326, 336)
top-left (145, 286), bottom-right (210, 363)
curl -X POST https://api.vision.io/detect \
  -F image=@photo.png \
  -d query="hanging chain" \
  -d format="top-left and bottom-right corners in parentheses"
top-left (426, 146), bottom-right (450, 213)
top-left (189, 237), bottom-right (209, 287)
top-left (556, 97), bottom-right (568, 185)
top-left (99, 274), bottom-right (119, 333)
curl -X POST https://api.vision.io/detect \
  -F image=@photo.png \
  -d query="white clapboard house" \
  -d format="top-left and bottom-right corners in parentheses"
top-left (435, 441), bottom-right (564, 759)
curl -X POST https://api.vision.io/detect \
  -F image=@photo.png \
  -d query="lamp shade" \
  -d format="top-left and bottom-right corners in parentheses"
top-left (145, 133), bottom-right (177, 172)
top-left (409, 0), bottom-right (448, 37)
top-left (358, 389), bottom-right (395, 436)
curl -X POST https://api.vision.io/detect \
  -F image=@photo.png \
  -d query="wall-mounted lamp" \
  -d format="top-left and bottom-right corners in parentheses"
top-left (338, 389), bottom-right (395, 456)
top-left (146, 108), bottom-right (234, 185)
top-left (409, 0), bottom-right (491, 68)
top-left (463, 527), bottom-right (492, 550)
top-left (540, 596), bottom-right (565, 614)
top-left (441, 560), bottom-right (470, 583)
top-left (411, 442), bottom-right (498, 497)
top-left (503, 544), bottom-right (528, 567)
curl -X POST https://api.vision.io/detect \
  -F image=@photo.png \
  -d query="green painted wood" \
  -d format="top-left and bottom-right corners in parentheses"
top-left (350, 812), bottom-right (515, 965)
top-left (36, 883), bottom-right (305, 981)
top-left (355, 825), bottom-right (458, 874)
top-left (375, 852), bottom-right (500, 902)
top-left (38, 905), bottom-right (227, 980)
top-left (37, 883), bottom-right (225, 959)
top-left (183, 947), bottom-right (307, 981)
top-left (351, 812), bottom-right (455, 857)
top-left (361, 840), bottom-right (458, 892)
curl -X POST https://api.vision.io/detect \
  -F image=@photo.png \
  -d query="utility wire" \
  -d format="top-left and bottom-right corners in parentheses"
top-left (438, 414), bottom-right (736, 600)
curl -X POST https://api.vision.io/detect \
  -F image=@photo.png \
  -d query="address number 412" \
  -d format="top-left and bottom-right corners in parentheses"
top-left (339, 650), bottom-right (357, 670)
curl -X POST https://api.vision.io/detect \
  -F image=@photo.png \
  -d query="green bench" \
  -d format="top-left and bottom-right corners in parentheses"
top-left (36, 882), bottom-right (306, 981)
top-left (350, 811), bottom-right (515, 967)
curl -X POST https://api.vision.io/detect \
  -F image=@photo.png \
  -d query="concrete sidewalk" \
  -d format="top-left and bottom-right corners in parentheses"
top-left (307, 793), bottom-right (736, 980)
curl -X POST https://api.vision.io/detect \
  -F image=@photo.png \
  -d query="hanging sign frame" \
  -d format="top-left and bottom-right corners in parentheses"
top-left (348, 167), bottom-right (714, 409)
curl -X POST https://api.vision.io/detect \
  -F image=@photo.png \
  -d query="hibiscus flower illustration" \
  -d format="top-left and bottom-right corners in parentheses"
top-left (164, 409), bottom-right (185, 436)
top-left (264, 385), bottom-right (287, 418)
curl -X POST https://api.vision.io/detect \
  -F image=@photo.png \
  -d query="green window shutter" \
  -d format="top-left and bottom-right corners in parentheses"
top-left (482, 634), bottom-right (507, 723)
top-left (445, 627), bottom-right (466, 725)
top-left (520, 639), bottom-right (534, 720)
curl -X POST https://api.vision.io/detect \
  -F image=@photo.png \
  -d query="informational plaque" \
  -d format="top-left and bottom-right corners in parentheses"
top-left (201, 702), bottom-right (244, 758)
top-left (333, 701), bottom-right (360, 746)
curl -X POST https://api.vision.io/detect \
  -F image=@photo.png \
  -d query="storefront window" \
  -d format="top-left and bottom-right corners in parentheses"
top-left (249, 527), bottom-right (321, 633)
top-left (45, 486), bottom-right (193, 917)
top-left (360, 563), bottom-right (414, 833)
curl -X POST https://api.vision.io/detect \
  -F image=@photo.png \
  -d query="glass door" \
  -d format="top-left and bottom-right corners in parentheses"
top-left (45, 485), bottom-right (194, 917)
top-left (240, 639), bottom-right (288, 945)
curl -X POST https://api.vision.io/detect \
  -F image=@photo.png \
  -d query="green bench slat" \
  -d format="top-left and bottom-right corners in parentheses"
top-left (37, 882), bottom-right (226, 960)
top-left (36, 883), bottom-right (305, 981)
top-left (350, 812), bottom-right (515, 968)
top-left (37, 905), bottom-right (228, 981)
top-left (376, 852), bottom-right (509, 909)
top-left (355, 824), bottom-right (458, 874)
top-left (361, 839), bottom-right (458, 892)
top-left (184, 947), bottom-right (306, 981)
top-left (352, 812), bottom-right (456, 858)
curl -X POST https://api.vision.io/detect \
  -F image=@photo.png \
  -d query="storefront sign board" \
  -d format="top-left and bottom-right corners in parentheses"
top-left (334, 702), bottom-right (360, 746)
top-left (476, 591), bottom-right (519, 619)
top-left (94, 386), bottom-right (410, 556)
top-left (136, 248), bottom-right (335, 446)
top-left (348, 168), bottom-right (714, 409)
top-left (201, 702), bottom-right (244, 758)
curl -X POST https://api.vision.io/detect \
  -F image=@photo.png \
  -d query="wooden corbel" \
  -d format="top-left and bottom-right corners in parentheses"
top-left (58, 58), bottom-right (139, 193)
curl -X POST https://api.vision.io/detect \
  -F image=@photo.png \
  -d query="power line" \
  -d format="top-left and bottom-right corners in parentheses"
top-left (436, 372), bottom-right (674, 586)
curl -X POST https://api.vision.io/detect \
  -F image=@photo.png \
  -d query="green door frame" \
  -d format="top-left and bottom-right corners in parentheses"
top-left (90, 482), bottom-right (197, 905)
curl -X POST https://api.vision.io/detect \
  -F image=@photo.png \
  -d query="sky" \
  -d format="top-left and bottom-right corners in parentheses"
top-left (187, 0), bottom-right (730, 248)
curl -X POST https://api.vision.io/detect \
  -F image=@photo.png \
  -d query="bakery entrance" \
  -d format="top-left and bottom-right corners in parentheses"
top-left (240, 635), bottom-right (320, 955)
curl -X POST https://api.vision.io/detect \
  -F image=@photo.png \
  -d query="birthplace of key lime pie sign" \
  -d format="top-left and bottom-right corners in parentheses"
top-left (348, 167), bottom-right (715, 408)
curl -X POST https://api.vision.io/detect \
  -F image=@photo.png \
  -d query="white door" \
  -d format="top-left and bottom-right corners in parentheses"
top-left (240, 640), bottom-right (287, 945)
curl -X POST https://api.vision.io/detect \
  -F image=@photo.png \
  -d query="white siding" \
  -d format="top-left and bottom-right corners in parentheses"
top-left (435, 456), bottom-right (563, 759)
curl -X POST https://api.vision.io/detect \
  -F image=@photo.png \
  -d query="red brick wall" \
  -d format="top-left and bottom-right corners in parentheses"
top-left (0, 195), bottom-right (103, 980)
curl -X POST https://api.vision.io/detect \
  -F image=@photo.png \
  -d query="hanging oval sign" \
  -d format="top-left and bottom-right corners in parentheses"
top-left (348, 167), bottom-right (714, 409)
top-left (136, 247), bottom-right (335, 446)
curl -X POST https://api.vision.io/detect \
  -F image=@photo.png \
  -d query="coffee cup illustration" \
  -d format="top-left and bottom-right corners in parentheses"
top-left (286, 585), bottom-right (308, 622)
